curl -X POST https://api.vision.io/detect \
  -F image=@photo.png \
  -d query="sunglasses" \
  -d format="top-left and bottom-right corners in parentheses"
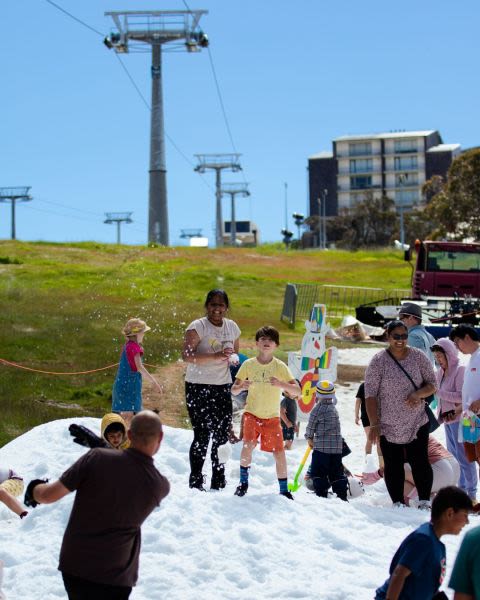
top-left (391, 333), bottom-right (408, 340)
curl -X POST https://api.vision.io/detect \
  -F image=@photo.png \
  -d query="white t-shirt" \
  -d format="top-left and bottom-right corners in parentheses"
top-left (185, 317), bottom-right (241, 385)
top-left (462, 347), bottom-right (480, 410)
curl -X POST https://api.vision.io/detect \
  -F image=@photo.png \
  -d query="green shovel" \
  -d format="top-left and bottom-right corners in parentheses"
top-left (288, 445), bottom-right (312, 492)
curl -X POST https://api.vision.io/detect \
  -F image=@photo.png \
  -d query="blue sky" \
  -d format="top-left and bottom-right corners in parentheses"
top-left (1, 0), bottom-right (479, 246)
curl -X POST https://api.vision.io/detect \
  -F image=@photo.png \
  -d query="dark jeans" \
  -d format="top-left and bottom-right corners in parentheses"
top-left (62, 573), bottom-right (131, 600)
top-left (310, 450), bottom-right (348, 500)
top-left (185, 382), bottom-right (232, 480)
top-left (380, 422), bottom-right (433, 503)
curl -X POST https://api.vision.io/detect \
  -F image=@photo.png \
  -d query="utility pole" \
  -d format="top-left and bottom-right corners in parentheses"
top-left (0, 187), bottom-right (32, 240)
top-left (221, 182), bottom-right (250, 245)
top-left (194, 154), bottom-right (242, 247)
top-left (104, 10), bottom-right (209, 246)
top-left (322, 188), bottom-right (328, 250)
top-left (104, 212), bottom-right (133, 244)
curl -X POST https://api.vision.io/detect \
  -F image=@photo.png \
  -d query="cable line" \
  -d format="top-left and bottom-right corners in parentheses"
top-left (44, 0), bottom-right (104, 37)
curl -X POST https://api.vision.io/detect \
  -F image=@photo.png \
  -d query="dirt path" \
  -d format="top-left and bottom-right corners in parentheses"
top-left (142, 361), bottom-right (188, 428)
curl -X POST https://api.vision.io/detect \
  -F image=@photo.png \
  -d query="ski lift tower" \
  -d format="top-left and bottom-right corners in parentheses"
top-left (221, 182), bottom-right (250, 246)
top-left (104, 10), bottom-right (209, 247)
top-left (104, 212), bottom-right (133, 244)
top-left (0, 187), bottom-right (32, 240)
top-left (194, 154), bottom-right (242, 247)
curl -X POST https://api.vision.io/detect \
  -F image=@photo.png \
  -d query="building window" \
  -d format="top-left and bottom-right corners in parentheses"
top-left (396, 189), bottom-right (419, 206)
top-left (394, 156), bottom-right (418, 171)
top-left (348, 142), bottom-right (372, 156)
top-left (395, 172), bottom-right (418, 187)
top-left (350, 175), bottom-right (372, 190)
top-left (394, 139), bottom-right (418, 153)
top-left (350, 158), bottom-right (373, 173)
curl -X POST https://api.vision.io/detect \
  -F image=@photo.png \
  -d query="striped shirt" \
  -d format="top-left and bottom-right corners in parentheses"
top-left (305, 398), bottom-right (343, 454)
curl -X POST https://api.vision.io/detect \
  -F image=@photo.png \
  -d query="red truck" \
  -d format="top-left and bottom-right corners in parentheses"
top-left (410, 240), bottom-right (480, 299)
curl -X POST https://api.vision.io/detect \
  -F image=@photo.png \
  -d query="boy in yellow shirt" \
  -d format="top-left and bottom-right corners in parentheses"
top-left (231, 326), bottom-right (301, 499)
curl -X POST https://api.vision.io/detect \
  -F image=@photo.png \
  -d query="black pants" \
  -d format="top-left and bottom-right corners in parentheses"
top-left (62, 573), bottom-right (131, 600)
top-left (185, 382), bottom-right (232, 480)
top-left (310, 450), bottom-right (348, 500)
top-left (380, 422), bottom-right (433, 503)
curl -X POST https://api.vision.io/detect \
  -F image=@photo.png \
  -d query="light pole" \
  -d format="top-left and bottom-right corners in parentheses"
top-left (104, 10), bottom-right (209, 246)
top-left (292, 212), bottom-right (304, 243)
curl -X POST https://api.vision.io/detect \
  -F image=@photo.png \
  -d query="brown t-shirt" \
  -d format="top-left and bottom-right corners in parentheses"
top-left (58, 447), bottom-right (170, 587)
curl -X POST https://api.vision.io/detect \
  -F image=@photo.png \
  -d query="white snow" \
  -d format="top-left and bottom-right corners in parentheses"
top-left (0, 374), bottom-right (476, 599)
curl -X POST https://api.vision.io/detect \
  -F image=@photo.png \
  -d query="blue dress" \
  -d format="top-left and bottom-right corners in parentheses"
top-left (112, 342), bottom-right (142, 412)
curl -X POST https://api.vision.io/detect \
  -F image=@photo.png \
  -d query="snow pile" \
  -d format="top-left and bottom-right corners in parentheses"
top-left (0, 382), bottom-right (474, 600)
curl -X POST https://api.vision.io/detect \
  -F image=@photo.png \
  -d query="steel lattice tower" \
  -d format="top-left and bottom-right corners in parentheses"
top-left (104, 10), bottom-right (209, 246)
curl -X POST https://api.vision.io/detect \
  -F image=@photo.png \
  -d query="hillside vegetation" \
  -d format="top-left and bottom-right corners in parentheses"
top-left (0, 241), bottom-right (411, 445)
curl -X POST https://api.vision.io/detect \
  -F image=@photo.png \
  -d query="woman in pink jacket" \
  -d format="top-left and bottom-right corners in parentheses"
top-left (432, 337), bottom-right (477, 499)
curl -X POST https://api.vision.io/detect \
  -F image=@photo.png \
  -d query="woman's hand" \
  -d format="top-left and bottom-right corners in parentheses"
top-left (368, 424), bottom-right (380, 444)
top-left (355, 415), bottom-right (360, 425)
top-left (406, 391), bottom-right (423, 408)
top-left (213, 350), bottom-right (230, 362)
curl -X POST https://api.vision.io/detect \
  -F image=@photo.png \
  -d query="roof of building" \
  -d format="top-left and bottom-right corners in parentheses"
top-left (426, 143), bottom-right (461, 153)
top-left (334, 130), bottom-right (437, 142)
top-left (308, 151), bottom-right (334, 160)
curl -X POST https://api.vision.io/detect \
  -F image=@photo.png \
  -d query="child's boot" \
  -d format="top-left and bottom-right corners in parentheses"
top-left (234, 465), bottom-right (250, 496)
top-left (234, 482), bottom-right (248, 496)
top-left (278, 478), bottom-right (294, 500)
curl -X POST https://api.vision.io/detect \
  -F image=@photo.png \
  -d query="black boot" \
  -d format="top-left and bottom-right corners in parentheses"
top-left (211, 470), bottom-right (226, 490)
top-left (234, 482), bottom-right (248, 497)
top-left (189, 473), bottom-right (206, 491)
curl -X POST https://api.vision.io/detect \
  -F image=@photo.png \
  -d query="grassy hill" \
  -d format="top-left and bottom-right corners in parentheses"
top-left (0, 241), bottom-right (411, 445)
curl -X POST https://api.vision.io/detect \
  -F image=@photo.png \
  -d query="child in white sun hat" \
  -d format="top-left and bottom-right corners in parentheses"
top-left (112, 318), bottom-right (162, 425)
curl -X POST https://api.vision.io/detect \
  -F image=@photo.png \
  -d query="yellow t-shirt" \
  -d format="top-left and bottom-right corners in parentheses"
top-left (236, 356), bottom-right (294, 419)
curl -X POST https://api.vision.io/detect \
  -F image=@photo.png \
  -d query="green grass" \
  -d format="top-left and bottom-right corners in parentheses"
top-left (0, 241), bottom-right (411, 446)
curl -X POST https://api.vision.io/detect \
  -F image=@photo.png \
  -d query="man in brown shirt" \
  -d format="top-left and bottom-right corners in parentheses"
top-left (25, 410), bottom-right (170, 600)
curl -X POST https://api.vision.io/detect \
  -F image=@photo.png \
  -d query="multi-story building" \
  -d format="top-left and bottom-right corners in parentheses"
top-left (308, 130), bottom-right (461, 224)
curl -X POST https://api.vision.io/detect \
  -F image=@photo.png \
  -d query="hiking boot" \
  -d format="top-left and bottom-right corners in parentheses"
top-left (234, 482), bottom-right (248, 497)
top-left (211, 471), bottom-right (226, 490)
top-left (189, 474), bottom-right (206, 492)
top-left (280, 490), bottom-right (294, 500)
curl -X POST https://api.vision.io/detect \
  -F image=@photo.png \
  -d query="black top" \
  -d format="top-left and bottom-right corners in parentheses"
top-left (59, 447), bottom-right (170, 586)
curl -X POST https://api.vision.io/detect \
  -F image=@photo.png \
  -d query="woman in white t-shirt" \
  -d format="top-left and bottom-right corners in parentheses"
top-left (182, 289), bottom-right (241, 491)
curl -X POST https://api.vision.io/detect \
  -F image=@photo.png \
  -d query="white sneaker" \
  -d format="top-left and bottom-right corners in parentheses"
top-left (417, 500), bottom-right (431, 511)
top-left (392, 501), bottom-right (405, 508)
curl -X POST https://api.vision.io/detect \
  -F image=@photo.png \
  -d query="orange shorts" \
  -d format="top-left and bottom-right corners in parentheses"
top-left (242, 412), bottom-right (284, 452)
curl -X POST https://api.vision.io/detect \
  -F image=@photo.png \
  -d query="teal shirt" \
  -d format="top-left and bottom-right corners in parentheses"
top-left (449, 526), bottom-right (480, 597)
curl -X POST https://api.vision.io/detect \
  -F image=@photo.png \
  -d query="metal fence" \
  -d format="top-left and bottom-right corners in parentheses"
top-left (281, 283), bottom-right (410, 326)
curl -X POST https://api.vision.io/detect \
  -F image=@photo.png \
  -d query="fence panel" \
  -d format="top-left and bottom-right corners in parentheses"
top-left (282, 283), bottom-right (410, 325)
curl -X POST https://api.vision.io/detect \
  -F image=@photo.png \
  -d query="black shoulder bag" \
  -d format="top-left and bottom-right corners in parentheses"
top-left (386, 350), bottom-right (440, 433)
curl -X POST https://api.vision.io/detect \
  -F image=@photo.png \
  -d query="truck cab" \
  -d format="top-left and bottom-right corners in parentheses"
top-left (412, 240), bottom-right (480, 299)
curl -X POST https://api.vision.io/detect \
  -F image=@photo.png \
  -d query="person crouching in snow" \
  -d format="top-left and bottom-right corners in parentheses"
top-left (305, 380), bottom-right (348, 501)
top-left (0, 467), bottom-right (28, 519)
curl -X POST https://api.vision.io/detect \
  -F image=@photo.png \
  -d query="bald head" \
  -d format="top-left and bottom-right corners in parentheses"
top-left (128, 411), bottom-right (164, 455)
